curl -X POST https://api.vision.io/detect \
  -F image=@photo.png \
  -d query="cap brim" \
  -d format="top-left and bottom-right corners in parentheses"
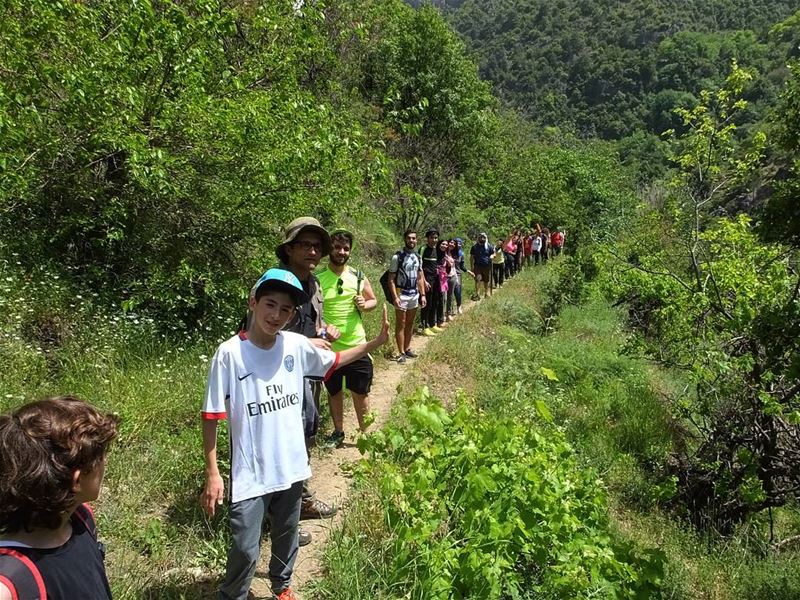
top-left (254, 279), bottom-right (309, 306)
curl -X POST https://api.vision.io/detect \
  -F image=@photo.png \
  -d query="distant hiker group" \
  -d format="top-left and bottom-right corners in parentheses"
top-left (383, 226), bottom-right (565, 347)
top-left (0, 217), bottom-right (565, 600)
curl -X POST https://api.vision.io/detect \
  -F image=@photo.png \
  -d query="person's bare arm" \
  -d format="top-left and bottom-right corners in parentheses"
top-left (200, 419), bottom-right (224, 517)
top-left (0, 582), bottom-right (13, 600)
top-left (355, 277), bottom-right (378, 312)
top-left (389, 271), bottom-right (402, 309)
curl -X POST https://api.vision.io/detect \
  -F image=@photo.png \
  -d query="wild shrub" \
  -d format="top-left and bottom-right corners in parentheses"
top-left (612, 215), bottom-right (800, 532)
top-left (355, 387), bottom-right (665, 599)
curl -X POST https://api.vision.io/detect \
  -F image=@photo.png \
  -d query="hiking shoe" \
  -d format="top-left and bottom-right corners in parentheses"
top-left (274, 587), bottom-right (301, 600)
top-left (300, 497), bottom-right (337, 520)
top-left (298, 529), bottom-right (312, 546)
top-left (432, 326), bottom-right (444, 333)
top-left (323, 430), bottom-right (345, 449)
top-left (404, 349), bottom-right (418, 358)
top-left (422, 328), bottom-right (436, 337)
top-left (396, 354), bottom-right (407, 364)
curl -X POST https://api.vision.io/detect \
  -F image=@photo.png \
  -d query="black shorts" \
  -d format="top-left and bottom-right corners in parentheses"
top-left (324, 355), bottom-right (373, 396)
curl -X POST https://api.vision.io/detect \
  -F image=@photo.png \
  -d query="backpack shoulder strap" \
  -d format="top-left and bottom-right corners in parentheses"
top-left (72, 503), bottom-right (97, 539)
top-left (0, 548), bottom-right (47, 600)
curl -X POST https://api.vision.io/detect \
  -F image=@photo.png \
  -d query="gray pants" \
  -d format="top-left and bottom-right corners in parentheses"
top-left (219, 481), bottom-right (304, 599)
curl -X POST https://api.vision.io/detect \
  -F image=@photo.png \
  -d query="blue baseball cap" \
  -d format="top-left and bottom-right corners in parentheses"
top-left (250, 268), bottom-right (309, 306)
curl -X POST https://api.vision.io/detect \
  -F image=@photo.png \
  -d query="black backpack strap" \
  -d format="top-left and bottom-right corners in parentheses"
top-left (0, 548), bottom-right (47, 599)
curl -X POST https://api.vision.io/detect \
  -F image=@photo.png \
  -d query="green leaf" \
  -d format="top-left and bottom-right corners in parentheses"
top-left (540, 366), bottom-right (559, 381)
top-left (534, 399), bottom-right (553, 423)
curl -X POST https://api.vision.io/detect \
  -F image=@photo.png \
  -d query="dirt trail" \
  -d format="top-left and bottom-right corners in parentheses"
top-left (249, 297), bottom-right (479, 598)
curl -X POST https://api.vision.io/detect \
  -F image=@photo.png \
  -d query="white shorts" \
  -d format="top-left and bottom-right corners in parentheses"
top-left (398, 290), bottom-right (419, 311)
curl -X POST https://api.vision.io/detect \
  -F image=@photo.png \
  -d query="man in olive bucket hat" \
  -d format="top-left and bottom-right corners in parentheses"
top-left (275, 217), bottom-right (340, 542)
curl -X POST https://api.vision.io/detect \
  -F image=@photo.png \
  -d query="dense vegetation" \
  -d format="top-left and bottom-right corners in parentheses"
top-left (2, 0), bottom-right (800, 598)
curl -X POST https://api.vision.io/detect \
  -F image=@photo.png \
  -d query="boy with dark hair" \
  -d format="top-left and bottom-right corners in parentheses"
top-left (201, 268), bottom-right (388, 600)
top-left (0, 396), bottom-right (119, 600)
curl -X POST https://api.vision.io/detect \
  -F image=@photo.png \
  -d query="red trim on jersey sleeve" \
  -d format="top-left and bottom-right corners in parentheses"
top-left (0, 549), bottom-right (46, 599)
top-left (0, 575), bottom-right (19, 600)
top-left (324, 352), bottom-right (341, 381)
top-left (201, 411), bottom-right (228, 420)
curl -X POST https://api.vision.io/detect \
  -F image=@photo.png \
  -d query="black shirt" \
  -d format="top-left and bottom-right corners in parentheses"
top-left (421, 246), bottom-right (439, 282)
top-left (3, 512), bottom-right (111, 600)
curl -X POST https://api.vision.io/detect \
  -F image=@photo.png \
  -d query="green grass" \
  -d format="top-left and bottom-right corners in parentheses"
top-left (315, 261), bottom-right (800, 600)
top-left (4, 251), bottom-right (800, 598)
top-left (0, 218), bottom-right (405, 599)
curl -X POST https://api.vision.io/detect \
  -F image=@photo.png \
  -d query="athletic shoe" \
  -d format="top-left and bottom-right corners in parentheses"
top-left (397, 354), bottom-right (407, 363)
top-left (323, 430), bottom-right (345, 449)
top-left (274, 588), bottom-right (301, 600)
top-left (457, 307), bottom-right (463, 315)
top-left (300, 497), bottom-right (337, 520)
top-left (423, 328), bottom-right (436, 337)
top-left (404, 349), bottom-right (418, 358)
top-left (432, 326), bottom-right (444, 333)
top-left (298, 529), bottom-right (312, 546)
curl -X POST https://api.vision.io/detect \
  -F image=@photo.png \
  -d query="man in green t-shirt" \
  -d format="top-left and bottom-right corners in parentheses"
top-left (318, 229), bottom-right (378, 448)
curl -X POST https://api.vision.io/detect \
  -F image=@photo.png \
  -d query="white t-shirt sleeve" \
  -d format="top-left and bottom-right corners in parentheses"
top-left (297, 336), bottom-right (340, 380)
top-left (202, 346), bottom-right (229, 420)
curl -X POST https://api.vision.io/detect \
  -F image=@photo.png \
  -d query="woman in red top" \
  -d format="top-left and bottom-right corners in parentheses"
top-left (523, 233), bottom-right (533, 267)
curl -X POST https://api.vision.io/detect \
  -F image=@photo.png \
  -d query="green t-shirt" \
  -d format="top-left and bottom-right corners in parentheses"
top-left (318, 266), bottom-right (366, 351)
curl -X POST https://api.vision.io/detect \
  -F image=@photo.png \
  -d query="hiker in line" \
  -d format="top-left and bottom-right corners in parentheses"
top-left (502, 233), bottom-right (516, 279)
top-left (387, 229), bottom-right (426, 364)
top-left (274, 217), bottom-right (338, 542)
top-left (446, 238), bottom-right (470, 318)
top-left (514, 231), bottom-right (524, 273)
top-left (0, 396), bottom-right (119, 600)
top-left (436, 239), bottom-right (452, 325)
top-left (551, 228), bottom-right (564, 256)
top-left (201, 268), bottom-right (389, 600)
top-left (523, 231), bottom-right (534, 267)
top-left (319, 229), bottom-right (377, 448)
top-left (540, 228), bottom-right (550, 263)
top-left (492, 237), bottom-right (506, 287)
top-left (420, 229), bottom-right (444, 336)
top-left (469, 232), bottom-right (493, 300)
top-left (532, 230), bottom-right (543, 264)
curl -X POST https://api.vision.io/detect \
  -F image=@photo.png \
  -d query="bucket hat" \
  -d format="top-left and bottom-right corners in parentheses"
top-left (275, 217), bottom-right (332, 263)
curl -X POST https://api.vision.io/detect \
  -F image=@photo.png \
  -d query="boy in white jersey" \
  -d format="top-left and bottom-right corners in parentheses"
top-left (200, 268), bottom-right (388, 600)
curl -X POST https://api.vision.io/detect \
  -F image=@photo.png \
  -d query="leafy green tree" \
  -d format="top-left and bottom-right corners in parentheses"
top-left (0, 0), bottom-right (381, 325)
top-left (760, 60), bottom-right (800, 245)
top-left (610, 65), bottom-right (800, 532)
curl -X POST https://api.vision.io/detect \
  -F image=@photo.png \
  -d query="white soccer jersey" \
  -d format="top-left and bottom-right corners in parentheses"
top-left (202, 330), bottom-right (340, 503)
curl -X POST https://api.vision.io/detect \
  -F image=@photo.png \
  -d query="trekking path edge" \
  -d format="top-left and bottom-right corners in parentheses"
top-left (248, 293), bottom-right (484, 598)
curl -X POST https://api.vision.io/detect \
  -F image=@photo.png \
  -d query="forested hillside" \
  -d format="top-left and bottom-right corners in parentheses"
top-left (446, 0), bottom-right (800, 139)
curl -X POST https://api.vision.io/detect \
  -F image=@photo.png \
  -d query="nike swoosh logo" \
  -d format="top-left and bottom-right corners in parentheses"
top-left (238, 372), bottom-right (253, 381)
